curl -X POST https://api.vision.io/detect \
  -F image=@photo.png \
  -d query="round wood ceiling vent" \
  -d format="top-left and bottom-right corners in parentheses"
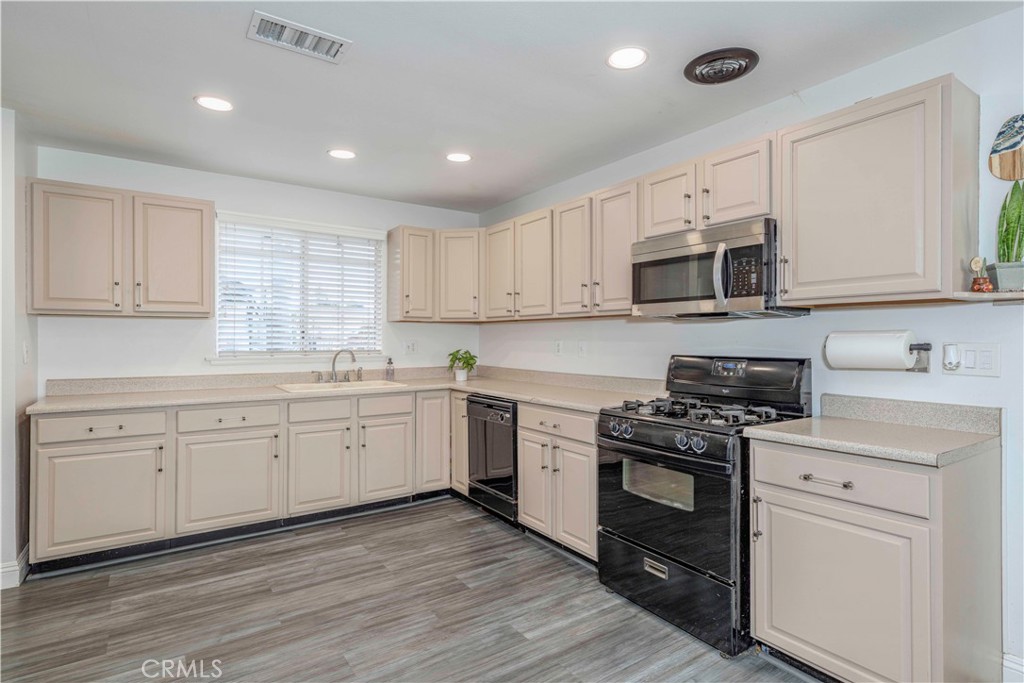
top-left (683, 48), bottom-right (759, 85)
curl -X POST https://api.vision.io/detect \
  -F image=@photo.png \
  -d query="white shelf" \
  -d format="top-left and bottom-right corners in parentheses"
top-left (952, 291), bottom-right (1024, 305)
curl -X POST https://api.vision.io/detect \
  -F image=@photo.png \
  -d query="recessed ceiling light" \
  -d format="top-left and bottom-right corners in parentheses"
top-left (328, 149), bottom-right (356, 159)
top-left (607, 47), bottom-right (648, 70)
top-left (446, 153), bottom-right (472, 163)
top-left (193, 95), bottom-right (233, 112)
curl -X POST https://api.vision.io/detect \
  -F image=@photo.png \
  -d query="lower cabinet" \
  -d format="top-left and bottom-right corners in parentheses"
top-left (358, 415), bottom-right (414, 502)
top-left (517, 427), bottom-right (597, 560)
top-left (287, 421), bottom-right (355, 514)
top-left (176, 429), bottom-right (281, 534)
top-left (33, 439), bottom-right (167, 561)
top-left (450, 392), bottom-right (469, 495)
top-left (415, 391), bottom-right (451, 493)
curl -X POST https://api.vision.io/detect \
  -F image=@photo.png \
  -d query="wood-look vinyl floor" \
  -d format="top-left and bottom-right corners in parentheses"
top-left (1, 498), bottom-right (801, 683)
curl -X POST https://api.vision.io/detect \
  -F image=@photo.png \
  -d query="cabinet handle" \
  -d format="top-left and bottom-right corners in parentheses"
top-left (643, 557), bottom-right (668, 580)
top-left (683, 193), bottom-right (693, 225)
top-left (135, 281), bottom-right (143, 308)
top-left (361, 424), bottom-right (366, 448)
top-left (779, 256), bottom-right (790, 296)
top-left (157, 445), bottom-right (164, 473)
top-left (273, 433), bottom-right (279, 459)
top-left (752, 496), bottom-right (763, 541)
top-left (88, 424), bottom-right (124, 433)
top-left (540, 442), bottom-right (549, 470)
top-left (472, 295), bottom-right (478, 316)
top-left (592, 281), bottom-right (601, 307)
top-left (799, 473), bottom-right (854, 490)
top-left (216, 416), bottom-right (247, 423)
top-left (702, 188), bottom-right (710, 223)
top-left (552, 445), bottom-right (561, 473)
top-left (580, 283), bottom-right (588, 309)
top-left (514, 291), bottom-right (520, 314)
top-left (113, 281), bottom-right (121, 308)
top-left (506, 291), bottom-right (513, 313)
top-left (345, 426), bottom-right (351, 450)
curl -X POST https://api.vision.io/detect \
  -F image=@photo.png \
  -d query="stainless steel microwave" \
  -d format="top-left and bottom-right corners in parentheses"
top-left (631, 218), bottom-right (807, 319)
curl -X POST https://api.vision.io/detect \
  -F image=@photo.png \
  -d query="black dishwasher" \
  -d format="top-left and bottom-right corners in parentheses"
top-left (467, 395), bottom-right (517, 522)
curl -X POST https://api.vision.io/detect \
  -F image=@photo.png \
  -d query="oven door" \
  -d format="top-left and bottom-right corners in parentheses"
top-left (598, 436), bottom-right (736, 583)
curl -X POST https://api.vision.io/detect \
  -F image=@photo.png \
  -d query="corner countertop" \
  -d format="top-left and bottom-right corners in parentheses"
top-left (27, 377), bottom-right (659, 416)
top-left (745, 416), bottom-right (999, 468)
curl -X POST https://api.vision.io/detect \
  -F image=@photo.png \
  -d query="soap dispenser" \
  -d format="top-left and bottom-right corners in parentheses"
top-left (385, 357), bottom-right (395, 381)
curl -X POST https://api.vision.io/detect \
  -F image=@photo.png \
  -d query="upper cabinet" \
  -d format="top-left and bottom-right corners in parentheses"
top-left (437, 230), bottom-right (481, 320)
top-left (483, 221), bottom-right (516, 319)
top-left (387, 225), bottom-right (435, 321)
top-left (484, 212), bottom-right (554, 320)
top-left (553, 197), bottom-right (592, 315)
top-left (777, 76), bottom-right (978, 305)
top-left (641, 161), bottom-right (697, 239)
top-left (30, 180), bottom-right (214, 316)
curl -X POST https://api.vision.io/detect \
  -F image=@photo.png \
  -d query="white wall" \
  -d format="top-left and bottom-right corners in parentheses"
top-left (480, 10), bottom-right (1024, 667)
top-left (33, 148), bottom-right (481, 385)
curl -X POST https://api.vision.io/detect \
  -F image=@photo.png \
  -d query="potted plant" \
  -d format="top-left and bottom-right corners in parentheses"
top-left (987, 180), bottom-right (1024, 291)
top-left (447, 349), bottom-right (477, 382)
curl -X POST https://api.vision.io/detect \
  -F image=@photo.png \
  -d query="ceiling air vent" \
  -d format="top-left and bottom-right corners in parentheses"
top-left (246, 11), bottom-right (351, 64)
top-left (683, 48), bottom-right (759, 85)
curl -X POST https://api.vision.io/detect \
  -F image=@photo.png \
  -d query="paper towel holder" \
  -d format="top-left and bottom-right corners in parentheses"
top-left (907, 343), bottom-right (932, 373)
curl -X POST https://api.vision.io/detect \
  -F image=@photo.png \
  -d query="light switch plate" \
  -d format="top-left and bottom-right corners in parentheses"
top-left (942, 343), bottom-right (1000, 377)
top-left (553, 340), bottom-right (564, 356)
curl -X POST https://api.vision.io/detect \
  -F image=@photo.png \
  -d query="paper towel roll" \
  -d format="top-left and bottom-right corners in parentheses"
top-left (824, 330), bottom-right (917, 370)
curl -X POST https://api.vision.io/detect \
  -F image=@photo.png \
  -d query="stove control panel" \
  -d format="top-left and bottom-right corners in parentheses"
top-left (712, 359), bottom-right (747, 377)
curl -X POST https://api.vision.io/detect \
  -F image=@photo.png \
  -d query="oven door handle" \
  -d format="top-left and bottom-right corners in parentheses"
top-left (712, 242), bottom-right (732, 307)
top-left (598, 436), bottom-right (733, 477)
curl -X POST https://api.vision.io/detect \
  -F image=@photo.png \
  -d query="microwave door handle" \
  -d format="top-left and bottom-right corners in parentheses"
top-left (712, 242), bottom-right (729, 307)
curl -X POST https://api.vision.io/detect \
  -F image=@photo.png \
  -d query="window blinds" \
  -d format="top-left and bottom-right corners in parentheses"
top-left (217, 219), bottom-right (384, 356)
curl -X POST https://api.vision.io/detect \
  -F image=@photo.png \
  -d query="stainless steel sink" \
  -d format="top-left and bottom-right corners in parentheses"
top-left (276, 380), bottom-right (406, 393)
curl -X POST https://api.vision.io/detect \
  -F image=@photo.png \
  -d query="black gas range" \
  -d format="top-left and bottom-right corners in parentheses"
top-left (597, 355), bottom-right (811, 656)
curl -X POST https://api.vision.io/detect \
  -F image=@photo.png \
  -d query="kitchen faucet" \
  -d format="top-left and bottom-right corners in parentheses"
top-left (331, 349), bottom-right (356, 382)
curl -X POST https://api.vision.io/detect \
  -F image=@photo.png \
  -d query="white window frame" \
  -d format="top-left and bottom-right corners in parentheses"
top-left (211, 211), bottom-right (386, 365)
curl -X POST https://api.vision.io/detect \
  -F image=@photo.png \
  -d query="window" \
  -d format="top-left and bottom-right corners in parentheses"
top-left (217, 216), bottom-right (384, 357)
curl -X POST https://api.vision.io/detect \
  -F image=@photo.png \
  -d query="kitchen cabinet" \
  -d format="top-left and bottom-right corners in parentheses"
top-left (450, 392), bottom-right (469, 495)
top-left (437, 230), bottom-right (480, 319)
top-left (591, 180), bottom-right (638, 314)
top-left (483, 220), bottom-right (516, 319)
top-left (553, 197), bottom-right (593, 315)
top-left (176, 429), bottom-right (281, 534)
top-left (33, 439), bottom-right (167, 561)
top-left (357, 394), bottom-right (415, 502)
top-left (514, 209), bottom-right (554, 317)
top-left (287, 421), bottom-right (354, 515)
top-left (415, 391), bottom-right (451, 493)
top-left (387, 225), bottom-right (435, 321)
top-left (516, 403), bottom-right (598, 559)
top-left (641, 160), bottom-right (697, 239)
top-left (700, 137), bottom-right (770, 227)
top-left (750, 438), bottom-right (1001, 682)
top-left (777, 75), bottom-right (978, 305)
top-left (30, 179), bottom-right (214, 316)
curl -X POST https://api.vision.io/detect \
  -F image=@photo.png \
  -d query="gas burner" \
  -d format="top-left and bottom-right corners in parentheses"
top-left (719, 409), bottom-right (747, 426)
top-left (690, 408), bottom-right (715, 424)
top-left (621, 400), bottom-right (641, 412)
top-left (749, 406), bottom-right (778, 422)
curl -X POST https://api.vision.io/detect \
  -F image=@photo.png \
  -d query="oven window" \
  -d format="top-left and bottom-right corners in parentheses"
top-left (635, 252), bottom-right (717, 304)
top-left (623, 459), bottom-right (694, 511)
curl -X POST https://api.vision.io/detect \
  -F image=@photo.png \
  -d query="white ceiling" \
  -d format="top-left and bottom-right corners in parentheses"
top-left (2, 2), bottom-right (1015, 213)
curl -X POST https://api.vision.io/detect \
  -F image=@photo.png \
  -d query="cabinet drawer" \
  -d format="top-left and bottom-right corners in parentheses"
top-left (177, 404), bottom-right (281, 433)
top-left (288, 399), bottom-right (352, 424)
top-left (358, 394), bottom-right (413, 417)
top-left (752, 441), bottom-right (931, 519)
top-left (37, 411), bottom-right (166, 444)
top-left (519, 404), bottom-right (596, 445)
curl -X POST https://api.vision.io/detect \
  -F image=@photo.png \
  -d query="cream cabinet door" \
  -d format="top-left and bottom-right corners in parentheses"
top-left (450, 393), bottom-right (469, 495)
top-left (415, 392), bottom-right (451, 492)
top-left (358, 415), bottom-right (414, 502)
top-left (176, 429), bottom-right (281, 534)
top-left (517, 429), bottom-right (553, 536)
top-left (641, 161), bottom-right (697, 239)
top-left (484, 221), bottom-right (515, 319)
top-left (553, 198), bottom-right (593, 315)
top-left (33, 440), bottom-right (166, 561)
top-left (287, 421), bottom-right (354, 515)
top-left (778, 84), bottom-right (943, 303)
top-left (700, 137), bottom-right (771, 227)
top-left (401, 227), bottom-right (435, 319)
top-left (438, 230), bottom-right (480, 319)
top-left (552, 440), bottom-right (597, 559)
top-left (133, 195), bottom-right (214, 315)
top-left (514, 209), bottom-right (553, 317)
top-left (753, 488), bottom-right (931, 683)
top-left (592, 181), bottom-right (638, 314)
top-left (31, 182), bottom-right (125, 313)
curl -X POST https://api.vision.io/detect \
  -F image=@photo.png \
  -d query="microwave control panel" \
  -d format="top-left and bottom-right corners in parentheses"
top-left (731, 256), bottom-right (762, 297)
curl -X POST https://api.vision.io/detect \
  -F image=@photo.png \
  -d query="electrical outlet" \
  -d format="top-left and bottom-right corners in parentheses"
top-left (404, 340), bottom-right (418, 354)
top-left (553, 340), bottom-right (563, 355)
top-left (942, 343), bottom-right (1000, 377)
top-left (578, 341), bottom-right (588, 358)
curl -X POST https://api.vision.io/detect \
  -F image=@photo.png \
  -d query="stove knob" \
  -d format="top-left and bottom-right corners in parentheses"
top-left (690, 435), bottom-right (707, 453)
top-left (621, 424), bottom-right (634, 438)
top-left (674, 433), bottom-right (689, 450)
top-left (609, 421), bottom-right (621, 435)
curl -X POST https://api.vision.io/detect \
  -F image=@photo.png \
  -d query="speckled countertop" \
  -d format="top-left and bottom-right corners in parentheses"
top-left (746, 393), bottom-right (1002, 468)
top-left (27, 377), bottom-right (659, 416)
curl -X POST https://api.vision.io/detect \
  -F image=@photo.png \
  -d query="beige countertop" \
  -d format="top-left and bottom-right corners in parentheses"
top-left (745, 416), bottom-right (999, 468)
top-left (27, 377), bottom-right (659, 416)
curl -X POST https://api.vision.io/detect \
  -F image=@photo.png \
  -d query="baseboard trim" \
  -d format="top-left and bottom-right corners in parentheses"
top-left (1, 545), bottom-right (29, 589)
top-left (1005, 653), bottom-right (1024, 682)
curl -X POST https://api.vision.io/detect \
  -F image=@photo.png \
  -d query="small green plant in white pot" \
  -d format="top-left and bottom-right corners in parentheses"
top-left (988, 180), bottom-right (1024, 291)
top-left (448, 349), bottom-right (477, 382)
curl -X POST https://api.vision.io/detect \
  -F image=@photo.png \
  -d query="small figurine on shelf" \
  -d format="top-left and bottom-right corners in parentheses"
top-left (970, 257), bottom-right (995, 292)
